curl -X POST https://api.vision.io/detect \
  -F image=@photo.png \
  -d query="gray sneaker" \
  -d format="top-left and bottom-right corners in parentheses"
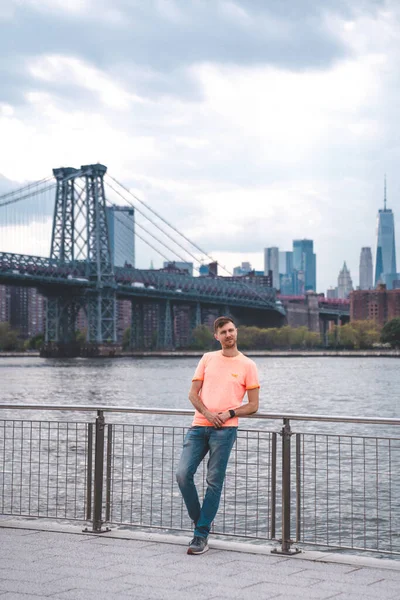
top-left (187, 535), bottom-right (209, 555)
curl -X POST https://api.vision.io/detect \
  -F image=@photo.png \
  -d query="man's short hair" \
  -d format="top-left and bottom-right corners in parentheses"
top-left (213, 316), bottom-right (236, 333)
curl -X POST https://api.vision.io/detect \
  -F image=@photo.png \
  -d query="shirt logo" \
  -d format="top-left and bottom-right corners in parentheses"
top-left (231, 373), bottom-right (238, 378)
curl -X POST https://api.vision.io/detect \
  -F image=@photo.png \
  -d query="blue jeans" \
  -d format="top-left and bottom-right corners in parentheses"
top-left (176, 426), bottom-right (237, 539)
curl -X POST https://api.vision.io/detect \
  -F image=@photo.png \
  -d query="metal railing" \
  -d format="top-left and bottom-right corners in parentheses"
top-left (1, 404), bottom-right (400, 556)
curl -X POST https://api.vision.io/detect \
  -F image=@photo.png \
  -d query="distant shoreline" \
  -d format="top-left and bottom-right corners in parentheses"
top-left (1, 350), bottom-right (399, 358)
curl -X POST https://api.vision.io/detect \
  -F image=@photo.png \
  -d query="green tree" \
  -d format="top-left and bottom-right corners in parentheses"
top-left (303, 330), bottom-right (322, 348)
top-left (327, 320), bottom-right (380, 349)
top-left (336, 323), bottom-right (355, 348)
top-left (275, 326), bottom-right (294, 348)
top-left (26, 333), bottom-right (44, 350)
top-left (75, 329), bottom-right (87, 346)
top-left (381, 318), bottom-right (400, 348)
top-left (190, 325), bottom-right (214, 350)
top-left (263, 328), bottom-right (279, 348)
top-left (0, 323), bottom-right (22, 351)
top-left (238, 325), bottom-right (322, 350)
top-left (351, 320), bottom-right (380, 349)
top-left (237, 326), bottom-right (264, 349)
top-left (122, 327), bottom-right (131, 350)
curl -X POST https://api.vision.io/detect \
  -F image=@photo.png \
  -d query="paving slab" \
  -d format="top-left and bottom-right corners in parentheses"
top-left (1, 521), bottom-right (400, 600)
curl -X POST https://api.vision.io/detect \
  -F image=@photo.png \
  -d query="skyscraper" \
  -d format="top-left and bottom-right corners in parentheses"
top-left (106, 205), bottom-right (135, 268)
top-left (279, 251), bottom-right (293, 275)
top-left (375, 178), bottom-right (396, 287)
top-left (233, 262), bottom-right (252, 276)
top-left (292, 239), bottom-right (316, 292)
top-left (359, 247), bottom-right (373, 290)
top-left (264, 247), bottom-right (279, 288)
top-left (337, 262), bottom-right (353, 299)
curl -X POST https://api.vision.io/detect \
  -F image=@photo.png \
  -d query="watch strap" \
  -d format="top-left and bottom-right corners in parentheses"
top-left (229, 409), bottom-right (236, 418)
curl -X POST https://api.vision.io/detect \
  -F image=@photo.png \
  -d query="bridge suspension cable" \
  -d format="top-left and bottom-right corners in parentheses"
top-left (0, 177), bottom-right (56, 256)
top-left (106, 175), bottom-right (227, 273)
top-left (104, 178), bottom-right (205, 270)
top-left (0, 176), bottom-right (54, 207)
top-left (108, 196), bottom-right (276, 310)
top-left (105, 179), bottom-right (277, 308)
top-left (0, 167), bottom-right (277, 309)
top-left (121, 225), bottom-right (172, 264)
top-left (110, 207), bottom-right (202, 271)
top-left (0, 182), bottom-right (56, 209)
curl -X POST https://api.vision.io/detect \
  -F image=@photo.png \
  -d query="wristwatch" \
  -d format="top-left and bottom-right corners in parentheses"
top-left (229, 409), bottom-right (236, 418)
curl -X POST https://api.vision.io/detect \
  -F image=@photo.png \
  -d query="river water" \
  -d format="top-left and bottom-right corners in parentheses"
top-left (0, 355), bottom-right (398, 433)
top-left (1, 356), bottom-right (400, 554)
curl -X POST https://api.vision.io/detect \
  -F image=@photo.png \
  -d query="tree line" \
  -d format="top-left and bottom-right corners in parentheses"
top-left (2, 318), bottom-right (400, 352)
top-left (189, 319), bottom-right (400, 351)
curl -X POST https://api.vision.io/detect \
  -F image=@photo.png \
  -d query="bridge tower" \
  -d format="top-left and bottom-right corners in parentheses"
top-left (42, 164), bottom-right (118, 357)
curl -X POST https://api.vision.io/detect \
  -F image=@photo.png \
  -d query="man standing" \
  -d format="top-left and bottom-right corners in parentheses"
top-left (176, 316), bottom-right (260, 555)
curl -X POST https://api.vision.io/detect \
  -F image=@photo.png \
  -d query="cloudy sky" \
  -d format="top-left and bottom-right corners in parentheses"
top-left (1, 0), bottom-right (399, 293)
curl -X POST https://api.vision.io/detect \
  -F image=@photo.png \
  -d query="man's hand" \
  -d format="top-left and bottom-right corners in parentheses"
top-left (204, 410), bottom-right (225, 428)
top-left (217, 411), bottom-right (231, 425)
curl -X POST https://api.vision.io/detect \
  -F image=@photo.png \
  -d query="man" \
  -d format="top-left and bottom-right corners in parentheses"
top-left (176, 316), bottom-right (260, 555)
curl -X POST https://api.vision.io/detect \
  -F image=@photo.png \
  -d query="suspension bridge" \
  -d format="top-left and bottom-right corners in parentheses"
top-left (0, 163), bottom-right (286, 356)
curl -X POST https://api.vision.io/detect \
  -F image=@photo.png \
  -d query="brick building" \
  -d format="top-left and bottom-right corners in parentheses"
top-left (350, 285), bottom-right (400, 327)
top-left (0, 286), bottom-right (45, 337)
top-left (0, 285), bottom-right (10, 323)
top-left (27, 288), bottom-right (46, 337)
top-left (116, 300), bottom-right (132, 343)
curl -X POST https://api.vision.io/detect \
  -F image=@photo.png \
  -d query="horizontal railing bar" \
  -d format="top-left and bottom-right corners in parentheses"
top-left (0, 404), bottom-right (400, 425)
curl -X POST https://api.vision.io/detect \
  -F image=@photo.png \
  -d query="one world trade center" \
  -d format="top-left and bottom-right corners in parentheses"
top-left (375, 178), bottom-right (397, 287)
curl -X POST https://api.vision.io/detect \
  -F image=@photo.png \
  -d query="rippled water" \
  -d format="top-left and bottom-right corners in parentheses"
top-left (1, 356), bottom-right (400, 554)
top-left (0, 355), bottom-right (399, 434)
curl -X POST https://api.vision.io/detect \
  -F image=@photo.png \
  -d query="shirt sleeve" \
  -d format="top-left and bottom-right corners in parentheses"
top-left (192, 354), bottom-right (206, 381)
top-left (245, 360), bottom-right (260, 390)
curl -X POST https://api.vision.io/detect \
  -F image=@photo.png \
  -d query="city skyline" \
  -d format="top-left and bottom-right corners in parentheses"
top-left (0, 176), bottom-right (395, 296)
top-left (1, 1), bottom-right (400, 294)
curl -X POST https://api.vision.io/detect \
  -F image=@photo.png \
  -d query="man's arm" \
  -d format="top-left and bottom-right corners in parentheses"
top-left (218, 387), bottom-right (259, 424)
top-left (188, 380), bottom-right (225, 428)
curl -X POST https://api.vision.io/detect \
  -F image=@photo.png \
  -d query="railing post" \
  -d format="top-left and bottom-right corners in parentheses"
top-left (270, 432), bottom-right (277, 539)
top-left (105, 424), bottom-right (113, 522)
top-left (85, 410), bottom-right (110, 533)
top-left (272, 418), bottom-right (300, 555)
top-left (85, 423), bottom-right (93, 521)
top-left (296, 433), bottom-right (301, 543)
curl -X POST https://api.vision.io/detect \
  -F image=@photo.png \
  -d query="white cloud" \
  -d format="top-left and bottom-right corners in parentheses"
top-left (15, 0), bottom-right (92, 15)
top-left (194, 55), bottom-right (381, 166)
top-left (1, 1), bottom-right (400, 295)
top-left (0, 90), bottom-right (160, 182)
top-left (155, 0), bottom-right (186, 24)
top-left (29, 55), bottom-right (136, 109)
top-left (0, 219), bottom-right (52, 256)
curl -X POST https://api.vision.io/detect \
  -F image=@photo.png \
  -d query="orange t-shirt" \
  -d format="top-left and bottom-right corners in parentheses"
top-left (191, 350), bottom-right (260, 427)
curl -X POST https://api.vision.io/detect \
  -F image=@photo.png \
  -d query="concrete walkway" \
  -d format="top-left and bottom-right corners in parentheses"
top-left (1, 520), bottom-right (400, 599)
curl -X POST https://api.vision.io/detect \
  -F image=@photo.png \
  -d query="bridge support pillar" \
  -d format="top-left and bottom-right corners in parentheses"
top-left (221, 305), bottom-right (230, 317)
top-left (189, 302), bottom-right (203, 347)
top-left (42, 289), bottom-right (119, 358)
top-left (321, 319), bottom-right (329, 348)
top-left (130, 302), bottom-right (144, 349)
top-left (80, 290), bottom-right (119, 357)
top-left (158, 299), bottom-right (174, 350)
top-left (190, 302), bottom-right (202, 337)
top-left (41, 294), bottom-right (81, 357)
top-left (86, 290), bottom-right (117, 344)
